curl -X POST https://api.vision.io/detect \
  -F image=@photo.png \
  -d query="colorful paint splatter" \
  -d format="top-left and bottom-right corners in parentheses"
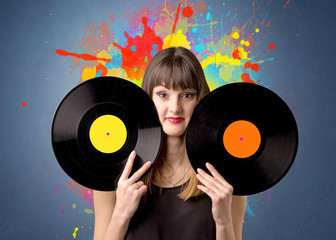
top-left (56, 0), bottom-right (285, 90)
top-left (55, 0), bottom-right (292, 227)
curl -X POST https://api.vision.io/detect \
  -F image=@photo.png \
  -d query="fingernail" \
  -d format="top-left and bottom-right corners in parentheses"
top-left (146, 161), bottom-right (152, 166)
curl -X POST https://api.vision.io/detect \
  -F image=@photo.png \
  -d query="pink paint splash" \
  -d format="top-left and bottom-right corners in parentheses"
top-left (55, 185), bottom-right (59, 198)
top-left (112, 17), bottom-right (163, 80)
top-left (65, 180), bottom-right (93, 209)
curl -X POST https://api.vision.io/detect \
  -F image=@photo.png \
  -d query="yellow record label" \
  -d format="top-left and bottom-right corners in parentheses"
top-left (89, 115), bottom-right (127, 153)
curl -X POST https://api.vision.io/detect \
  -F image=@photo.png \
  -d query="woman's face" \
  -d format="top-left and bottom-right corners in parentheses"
top-left (152, 84), bottom-right (198, 137)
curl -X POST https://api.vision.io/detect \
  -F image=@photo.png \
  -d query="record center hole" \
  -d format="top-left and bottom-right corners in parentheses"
top-left (223, 120), bottom-right (261, 158)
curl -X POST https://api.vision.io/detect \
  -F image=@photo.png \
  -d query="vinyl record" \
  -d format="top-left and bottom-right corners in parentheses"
top-left (186, 83), bottom-right (298, 196)
top-left (52, 76), bottom-right (163, 191)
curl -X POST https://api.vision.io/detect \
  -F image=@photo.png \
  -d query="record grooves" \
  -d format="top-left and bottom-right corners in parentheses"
top-left (186, 83), bottom-right (298, 195)
top-left (52, 77), bottom-right (163, 191)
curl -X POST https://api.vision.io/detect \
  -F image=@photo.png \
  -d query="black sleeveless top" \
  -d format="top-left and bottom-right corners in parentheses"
top-left (125, 184), bottom-right (216, 240)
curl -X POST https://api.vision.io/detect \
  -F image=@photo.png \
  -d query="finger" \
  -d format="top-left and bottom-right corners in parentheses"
top-left (136, 184), bottom-right (148, 197)
top-left (120, 151), bottom-right (136, 180)
top-left (197, 168), bottom-right (222, 192)
top-left (132, 181), bottom-right (144, 189)
top-left (197, 184), bottom-right (216, 199)
top-left (128, 160), bottom-right (152, 183)
top-left (205, 163), bottom-right (233, 191)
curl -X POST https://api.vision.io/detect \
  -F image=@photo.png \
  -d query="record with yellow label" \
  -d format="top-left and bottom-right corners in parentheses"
top-left (52, 76), bottom-right (162, 191)
top-left (186, 83), bottom-right (298, 196)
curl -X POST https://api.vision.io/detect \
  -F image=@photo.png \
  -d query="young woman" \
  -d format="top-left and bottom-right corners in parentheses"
top-left (93, 47), bottom-right (247, 240)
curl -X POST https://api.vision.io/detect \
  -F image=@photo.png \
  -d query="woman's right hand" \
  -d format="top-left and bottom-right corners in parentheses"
top-left (112, 150), bottom-right (152, 222)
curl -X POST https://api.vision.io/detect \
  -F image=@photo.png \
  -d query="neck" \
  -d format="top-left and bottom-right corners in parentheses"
top-left (155, 134), bottom-right (192, 187)
top-left (160, 134), bottom-right (186, 168)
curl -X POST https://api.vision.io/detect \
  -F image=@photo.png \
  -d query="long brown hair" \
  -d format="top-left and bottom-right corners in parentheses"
top-left (141, 47), bottom-right (210, 200)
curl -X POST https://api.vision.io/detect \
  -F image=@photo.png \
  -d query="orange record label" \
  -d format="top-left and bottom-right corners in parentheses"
top-left (223, 120), bottom-right (261, 158)
top-left (89, 115), bottom-right (127, 153)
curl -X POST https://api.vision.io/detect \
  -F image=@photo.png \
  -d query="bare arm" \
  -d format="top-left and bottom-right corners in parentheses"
top-left (231, 195), bottom-right (247, 240)
top-left (93, 190), bottom-right (116, 240)
top-left (196, 163), bottom-right (247, 240)
top-left (93, 151), bottom-right (152, 240)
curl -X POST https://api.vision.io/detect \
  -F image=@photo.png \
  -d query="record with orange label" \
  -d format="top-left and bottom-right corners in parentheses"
top-left (186, 83), bottom-right (298, 196)
top-left (52, 76), bottom-right (162, 191)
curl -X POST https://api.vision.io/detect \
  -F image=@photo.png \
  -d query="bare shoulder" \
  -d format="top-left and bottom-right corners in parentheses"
top-left (231, 196), bottom-right (247, 240)
top-left (93, 190), bottom-right (116, 240)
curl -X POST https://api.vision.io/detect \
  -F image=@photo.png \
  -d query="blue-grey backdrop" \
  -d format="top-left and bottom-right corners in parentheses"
top-left (1, 0), bottom-right (335, 239)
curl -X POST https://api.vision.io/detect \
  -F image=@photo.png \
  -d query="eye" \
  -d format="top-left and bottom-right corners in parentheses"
top-left (182, 92), bottom-right (196, 99)
top-left (156, 92), bottom-right (168, 98)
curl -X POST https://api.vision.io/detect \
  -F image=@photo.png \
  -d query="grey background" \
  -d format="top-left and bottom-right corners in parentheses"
top-left (1, 0), bottom-right (335, 239)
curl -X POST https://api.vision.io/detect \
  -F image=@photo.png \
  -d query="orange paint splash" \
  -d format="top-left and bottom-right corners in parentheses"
top-left (112, 17), bottom-right (163, 80)
top-left (96, 63), bottom-right (108, 76)
top-left (22, 102), bottom-right (27, 107)
top-left (172, 3), bottom-right (181, 34)
top-left (283, 0), bottom-right (290, 9)
top-left (182, 6), bottom-right (193, 18)
top-left (245, 62), bottom-right (251, 68)
top-left (56, 49), bottom-right (111, 62)
top-left (232, 49), bottom-right (241, 60)
top-left (251, 63), bottom-right (259, 72)
top-left (269, 43), bottom-right (275, 49)
top-left (241, 73), bottom-right (256, 84)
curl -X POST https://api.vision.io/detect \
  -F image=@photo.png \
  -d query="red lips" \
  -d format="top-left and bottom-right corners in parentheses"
top-left (166, 117), bottom-right (184, 124)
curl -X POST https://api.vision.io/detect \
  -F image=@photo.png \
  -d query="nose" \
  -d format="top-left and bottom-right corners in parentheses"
top-left (169, 95), bottom-right (182, 114)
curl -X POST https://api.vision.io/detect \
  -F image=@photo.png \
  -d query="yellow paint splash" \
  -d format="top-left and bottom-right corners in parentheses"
top-left (82, 68), bottom-right (96, 81)
top-left (237, 47), bottom-right (250, 60)
top-left (85, 209), bottom-right (94, 214)
top-left (163, 29), bottom-right (191, 49)
top-left (255, 28), bottom-right (260, 33)
top-left (73, 227), bottom-right (79, 238)
top-left (107, 68), bottom-right (127, 78)
top-left (201, 53), bottom-right (242, 69)
top-left (97, 50), bottom-right (111, 66)
top-left (240, 40), bottom-right (250, 47)
top-left (232, 32), bottom-right (240, 39)
top-left (72, 203), bottom-right (76, 209)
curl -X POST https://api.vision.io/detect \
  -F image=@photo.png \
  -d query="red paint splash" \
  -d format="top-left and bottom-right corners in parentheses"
top-left (56, 49), bottom-right (111, 62)
top-left (232, 49), bottom-right (241, 60)
top-left (241, 73), bottom-right (256, 84)
top-left (269, 43), bottom-right (275, 49)
top-left (244, 62), bottom-right (251, 68)
top-left (96, 63), bottom-right (108, 76)
top-left (22, 102), bottom-right (27, 107)
top-left (251, 63), bottom-right (259, 72)
top-left (182, 6), bottom-right (193, 18)
top-left (172, 3), bottom-right (181, 34)
top-left (112, 17), bottom-right (163, 80)
top-left (283, 0), bottom-right (290, 9)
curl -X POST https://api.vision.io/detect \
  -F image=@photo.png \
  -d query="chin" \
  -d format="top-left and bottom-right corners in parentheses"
top-left (163, 127), bottom-right (186, 137)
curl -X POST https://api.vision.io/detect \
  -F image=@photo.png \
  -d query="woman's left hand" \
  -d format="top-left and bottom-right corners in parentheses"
top-left (196, 162), bottom-right (234, 226)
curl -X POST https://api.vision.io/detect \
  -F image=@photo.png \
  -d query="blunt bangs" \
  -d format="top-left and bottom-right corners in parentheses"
top-left (142, 47), bottom-right (209, 101)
